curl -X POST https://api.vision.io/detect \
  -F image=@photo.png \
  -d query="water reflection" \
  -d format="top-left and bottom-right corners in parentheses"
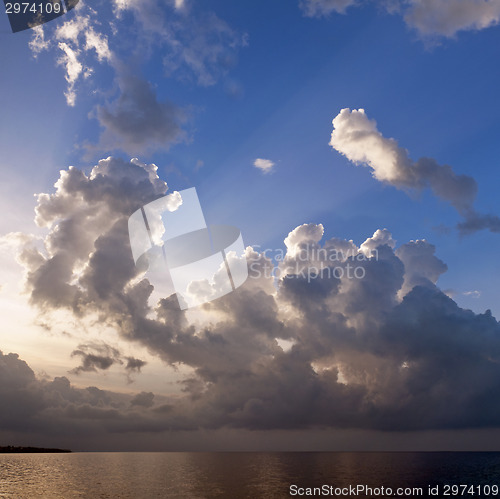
top-left (0, 452), bottom-right (499, 498)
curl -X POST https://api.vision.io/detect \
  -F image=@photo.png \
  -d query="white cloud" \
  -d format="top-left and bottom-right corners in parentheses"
top-left (395, 239), bottom-right (447, 297)
top-left (30, 8), bottom-right (114, 107)
top-left (84, 28), bottom-right (113, 63)
top-left (27, 0), bottom-right (243, 155)
top-left (55, 14), bottom-right (89, 43)
top-left (330, 108), bottom-right (478, 212)
top-left (29, 26), bottom-right (50, 55)
top-left (330, 108), bottom-right (500, 235)
top-left (253, 158), bottom-right (275, 174)
top-left (27, 3), bottom-right (190, 153)
top-left (284, 223), bottom-right (324, 257)
top-left (57, 42), bottom-right (83, 106)
top-left (330, 108), bottom-right (412, 186)
top-left (360, 228), bottom-right (396, 256)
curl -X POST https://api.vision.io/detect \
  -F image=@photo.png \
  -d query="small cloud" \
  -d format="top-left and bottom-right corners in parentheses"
top-left (70, 342), bottom-right (122, 374)
top-left (276, 338), bottom-right (296, 352)
top-left (253, 158), bottom-right (275, 174)
top-left (463, 290), bottom-right (481, 299)
top-left (124, 357), bottom-right (147, 384)
top-left (300, 0), bottom-right (356, 17)
top-left (57, 42), bottom-right (83, 106)
top-left (125, 357), bottom-right (147, 373)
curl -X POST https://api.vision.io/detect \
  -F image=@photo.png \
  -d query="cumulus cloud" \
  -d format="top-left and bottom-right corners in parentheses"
top-left (330, 108), bottom-right (477, 212)
top-left (253, 158), bottom-right (275, 174)
top-left (284, 223), bottom-right (325, 258)
top-left (330, 108), bottom-right (500, 234)
top-left (15, 157), bottom-right (167, 316)
top-left (395, 239), bottom-right (447, 297)
top-left (9, 159), bottom-right (500, 440)
top-left (360, 228), bottom-right (395, 256)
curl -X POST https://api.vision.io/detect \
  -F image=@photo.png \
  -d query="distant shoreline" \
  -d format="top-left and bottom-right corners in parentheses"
top-left (0, 446), bottom-right (71, 454)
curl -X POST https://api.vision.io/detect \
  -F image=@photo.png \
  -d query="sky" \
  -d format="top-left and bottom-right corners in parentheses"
top-left (1, 0), bottom-right (500, 451)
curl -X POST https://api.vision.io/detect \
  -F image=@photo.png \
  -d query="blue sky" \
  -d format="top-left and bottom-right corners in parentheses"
top-left (2, 0), bottom-right (500, 450)
top-left (4, 0), bottom-right (500, 311)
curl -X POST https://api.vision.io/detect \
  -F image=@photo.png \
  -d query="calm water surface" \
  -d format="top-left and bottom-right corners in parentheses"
top-left (0, 452), bottom-right (499, 498)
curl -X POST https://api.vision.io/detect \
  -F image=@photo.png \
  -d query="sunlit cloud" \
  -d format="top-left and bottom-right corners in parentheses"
top-left (253, 158), bottom-right (275, 174)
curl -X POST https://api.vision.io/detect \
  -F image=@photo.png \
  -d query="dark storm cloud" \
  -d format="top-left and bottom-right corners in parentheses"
top-left (18, 157), bottom-right (168, 315)
top-left (0, 350), bottom-right (174, 441)
top-left (0, 352), bottom-right (45, 430)
top-left (8, 157), bottom-right (500, 444)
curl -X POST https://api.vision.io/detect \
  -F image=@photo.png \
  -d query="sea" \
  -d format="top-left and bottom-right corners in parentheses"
top-left (0, 452), bottom-right (499, 498)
